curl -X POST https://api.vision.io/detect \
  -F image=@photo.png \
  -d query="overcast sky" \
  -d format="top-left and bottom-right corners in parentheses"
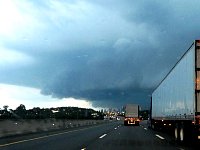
top-left (0, 0), bottom-right (200, 110)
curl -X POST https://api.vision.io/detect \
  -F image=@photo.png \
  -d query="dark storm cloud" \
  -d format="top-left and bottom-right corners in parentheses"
top-left (40, 43), bottom-right (168, 108)
top-left (1, 0), bottom-right (200, 108)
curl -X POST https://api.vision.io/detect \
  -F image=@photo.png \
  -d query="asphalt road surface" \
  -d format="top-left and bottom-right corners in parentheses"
top-left (0, 120), bottom-right (198, 150)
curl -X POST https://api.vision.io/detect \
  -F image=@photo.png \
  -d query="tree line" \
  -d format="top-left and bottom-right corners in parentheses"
top-left (0, 104), bottom-right (104, 120)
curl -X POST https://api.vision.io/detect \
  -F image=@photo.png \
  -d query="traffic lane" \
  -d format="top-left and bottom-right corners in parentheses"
top-left (86, 123), bottom-right (180, 150)
top-left (140, 121), bottom-right (200, 150)
top-left (0, 121), bottom-right (122, 150)
top-left (0, 121), bottom-right (115, 145)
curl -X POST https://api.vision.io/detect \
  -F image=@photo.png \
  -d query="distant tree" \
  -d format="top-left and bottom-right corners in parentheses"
top-left (0, 105), bottom-right (11, 119)
top-left (15, 104), bottom-right (27, 119)
top-left (40, 108), bottom-right (53, 119)
top-left (32, 107), bottom-right (41, 118)
top-left (3, 105), bottom-right (9, 111)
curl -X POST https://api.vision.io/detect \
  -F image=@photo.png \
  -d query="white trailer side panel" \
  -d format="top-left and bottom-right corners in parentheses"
top-left (152, 44), bottom-right (195, 120)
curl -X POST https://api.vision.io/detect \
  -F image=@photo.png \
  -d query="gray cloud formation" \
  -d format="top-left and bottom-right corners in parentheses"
top-left (0, 0), bottom-right (200, 108)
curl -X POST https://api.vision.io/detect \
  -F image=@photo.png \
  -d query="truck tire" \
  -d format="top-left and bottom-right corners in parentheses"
top-left (174, 123), bottom-right (185, 143)
top-left (179, 126), bottom-right (184, 142)
top-left (174, 123), bottom-right (179, 141)
top-left (179, 122), bottom-right (187, 142)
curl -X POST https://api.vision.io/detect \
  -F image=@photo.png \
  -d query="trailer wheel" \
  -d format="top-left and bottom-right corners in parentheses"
top-left (174, 124), bottom-right (179, 141)
top-left (179, 126), bottom-right (184, 142)
top-left (175, 127), bottom-right (178, 140)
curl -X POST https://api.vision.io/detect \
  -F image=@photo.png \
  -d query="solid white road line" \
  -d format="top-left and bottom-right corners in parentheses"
top-left (155, 134), bottom-right (165, 140)
top-left (0, 126), bottom-right (96, 147)
top-left (99, 134), bottom-right (107, 139)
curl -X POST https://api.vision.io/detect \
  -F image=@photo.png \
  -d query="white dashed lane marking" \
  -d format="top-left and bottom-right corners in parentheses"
top-left (155, 134), bottom-right (165, 140)
top-left (99, 134), bottom-right (107, 139)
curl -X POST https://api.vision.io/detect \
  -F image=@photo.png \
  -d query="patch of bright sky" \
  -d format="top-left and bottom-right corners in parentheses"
top-left (0, 84), bottom-right (97, 110)
top-left (0, 0), bottom-right (35, 37)
top-left (0, 0), bottom-right (21, 36)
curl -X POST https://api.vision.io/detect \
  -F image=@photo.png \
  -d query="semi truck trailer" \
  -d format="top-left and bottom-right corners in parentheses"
top-left (149, 40), bottom-right (200, 142)
top-left (124, 104), bottom-right (140, 126)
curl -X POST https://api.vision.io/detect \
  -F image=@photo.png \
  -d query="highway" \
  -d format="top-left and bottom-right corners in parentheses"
top-left (0, 120), bottom-right (197, 150)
